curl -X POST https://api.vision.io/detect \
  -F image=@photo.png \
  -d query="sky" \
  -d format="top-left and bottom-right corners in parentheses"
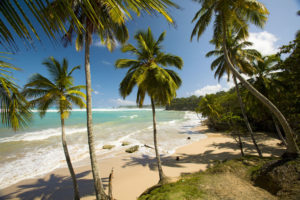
top-left (1, 0), bottom-right (300, 108)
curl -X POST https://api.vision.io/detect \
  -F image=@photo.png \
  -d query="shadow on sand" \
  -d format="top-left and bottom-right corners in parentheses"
top-left (122, 134), bottom-right (284, 173)
top-left (0, 170), bottom-right (110, 200)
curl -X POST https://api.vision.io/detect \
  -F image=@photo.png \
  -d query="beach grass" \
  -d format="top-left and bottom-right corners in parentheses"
top-left (139, 156), bottom-right (280, 200)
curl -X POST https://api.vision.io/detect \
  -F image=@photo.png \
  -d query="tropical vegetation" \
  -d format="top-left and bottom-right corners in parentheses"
top-left (166, 95), bottom-right (202, 111)
top-left (191, 0), bottom-right (299, 156)
top-left (0, 0), bottom-right (300, 199)
top-left (23, 57), bottom-right (86, 200)
top-left (206, 32), bottom-right (262, 157)
top-left (116, 28), bottom-right (183, 184)
top-left (195, 36), bottom-right (300, 150)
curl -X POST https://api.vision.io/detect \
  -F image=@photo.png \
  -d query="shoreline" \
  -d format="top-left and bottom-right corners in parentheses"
top-left (0, 110), bottom-right (200, 190)
top-left (0, 125), bottom-right (285, 200)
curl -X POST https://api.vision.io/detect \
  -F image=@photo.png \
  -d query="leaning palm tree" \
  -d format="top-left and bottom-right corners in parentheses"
top-left (191, 0), bottom-right (299, 155)
top-left (23, 57), bottom-right (86, 200)
top-left (45, 1), bottom-right (178, 199)
top-left (206, 33), bottom-right (263, 157)
top-left (246, 54), bottom-right (287, 146)
top-left (116, 28), bottom-right (183, 184)
top-left (0, 52), bottom-right (31, 130)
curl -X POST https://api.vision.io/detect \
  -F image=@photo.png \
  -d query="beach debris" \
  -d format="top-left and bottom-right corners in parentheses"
top-left (108, 168), bottom-right (114, 200)
top-left (176, 156), bottom-right (180, 161)
top-left (102, 145), bottom-right (115, 150)
top-left (187, 137), bottom-right (191, 140)
top-left (122, 141), bottom-right (130, 146)
top-left (144, 144), bottom-right (154, 149)
top-left (125, 145), bottom-right (139, 153)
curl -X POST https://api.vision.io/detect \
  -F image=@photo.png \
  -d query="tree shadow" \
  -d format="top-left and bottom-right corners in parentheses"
top-left (0, 170), bottom-right (110, 200)
top-left (122, 136), bottom-right (284, 173)
top-left (122, 150), bottom-right (239, 172)
top-left (210, 137), bottom-right (285, 157)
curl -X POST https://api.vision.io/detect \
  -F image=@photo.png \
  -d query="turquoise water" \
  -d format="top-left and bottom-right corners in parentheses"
top-left (0, 109), bottom-right (204, 189)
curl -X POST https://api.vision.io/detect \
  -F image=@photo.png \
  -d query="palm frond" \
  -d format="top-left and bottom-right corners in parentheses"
top-left (121, 44), bottom-right (139, 54)
top-left (115, 59), bottom-right (140, 69)
top-left (67, 90), bottom-right (86, 99)
top-left (119, 71), bottom-right (136, 99)
top-left (191, 6), bottom-right (213, 41)
top-left (68, 65), bottom-right (80, 76)
top-left (157, 54), bottom-right (183, 69)
top-left (66, 94), bottom-right (86, 109)
top-left (24, 73), bottom-right (56, 89)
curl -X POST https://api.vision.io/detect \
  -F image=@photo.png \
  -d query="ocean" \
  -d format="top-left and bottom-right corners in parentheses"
top-left (0, 109), bottom-right (205, 189)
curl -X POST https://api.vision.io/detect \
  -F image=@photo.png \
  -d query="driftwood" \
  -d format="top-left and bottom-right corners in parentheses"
top-left (144, 144), bottom-right (154, 149)
top-left (108, 168), bottom-right (114, 200)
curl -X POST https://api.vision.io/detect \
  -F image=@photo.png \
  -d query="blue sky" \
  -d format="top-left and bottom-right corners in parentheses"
top-left (2, 0), bottom-right (300, 108)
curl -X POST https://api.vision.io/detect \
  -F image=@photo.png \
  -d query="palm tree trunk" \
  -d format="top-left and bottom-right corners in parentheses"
top-left (151, 98), bottom-right (167, 184)
top-left (221, 21), bottom-right (299, 156)
top-left (233, 75), bottom-right (262, 157)
top-left (84, 27), bottom-right (108, 200)
top-left (272, 115), bottom-right (287, 146)
top-left (237, 134), bottom-right (245, 157)
top-left (60, 116), bottom-right (80, 200)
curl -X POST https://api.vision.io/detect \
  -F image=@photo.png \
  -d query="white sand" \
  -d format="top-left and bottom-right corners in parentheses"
top-left (0, 126), bottom-right (284, 200)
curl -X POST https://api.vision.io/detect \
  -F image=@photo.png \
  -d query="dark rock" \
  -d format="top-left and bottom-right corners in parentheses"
top-left (187, 137), bottom-right (191, 140)
top-left (125, 145), bottom-right (139, 153)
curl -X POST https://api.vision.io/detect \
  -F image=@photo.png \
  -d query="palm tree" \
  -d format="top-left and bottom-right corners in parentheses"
top-left (23, 57), bottom-right (86, 200)
top-left (191, 0), bottom-right (299, 156)
top-left (246, 54), bottom-right (287, 146)
top-left (45, 1), bottom-right (178, 199)
top-left (206, 33), bottom-right (263, 157)
top-left (0, 52), bottom-right (31, 130)
top-left (116, 28), bottom-right (183, 184)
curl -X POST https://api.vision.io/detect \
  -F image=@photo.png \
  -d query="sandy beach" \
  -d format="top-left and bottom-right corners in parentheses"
top-left (0, 125), bottom-right (285, 200)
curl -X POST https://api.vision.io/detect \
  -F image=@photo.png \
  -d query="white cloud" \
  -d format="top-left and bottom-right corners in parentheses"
top-left (110, 98), bottom-right (136, 106)
top-left (248, 31), bottom-right (278, 55)
top-left (193, 84), bottom-right (222, 96)
top-left (192, 80), bottom-right (236, 96)
top-left (101, 61), bottom-right (112, 65)
top-left (94, 91), bottom-right (99, 95)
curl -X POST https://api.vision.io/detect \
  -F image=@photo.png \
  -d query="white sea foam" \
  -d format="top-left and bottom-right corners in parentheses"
top-left (0, 143), bottom-right (90, 189)
top-left (120, 114), bottom-right (139, 119)
top-left (0, 110), bottom-right (205, 190)
top-left (0, 127), bottom-right (87, 143)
